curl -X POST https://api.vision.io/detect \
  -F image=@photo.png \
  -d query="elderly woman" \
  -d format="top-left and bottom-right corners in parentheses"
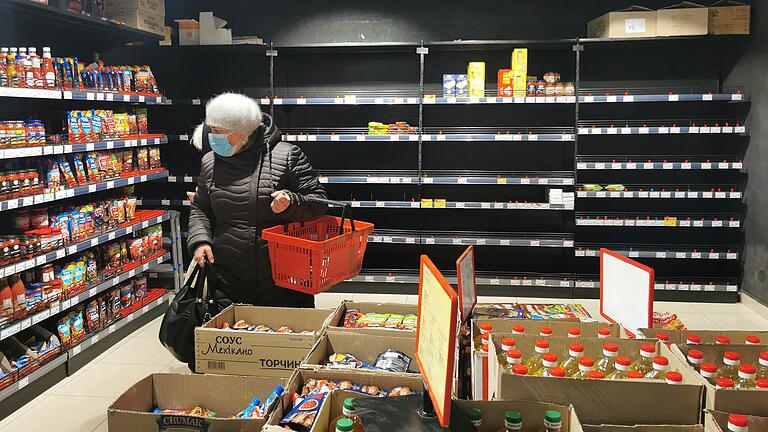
top-left (188, 93), bottom-right (327, 308)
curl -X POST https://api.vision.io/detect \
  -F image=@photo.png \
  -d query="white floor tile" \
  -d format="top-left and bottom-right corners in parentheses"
top-left (98, 337), bottom-right (177, 366)
top-left (671, 311), bottom-right (720, 331)
top-left (0, 394), bottom-right (49, 429)
top-left (51, 363), bottom-right (164, 398)
top-left (706, 312), bottom-right (768, 331)
top-left (88, 335), bottom-right (132, 363)
top-left (43, 359), bottom-right (96, 395)
top-left (1, 395), bottom-right (112, 432)
top-left (314, 293), bottom-right (351, 309)
top-left (90, 420), bottom-right (108, 432)
top-left (162, 362), bottom-right (193, 374)
top-left (131, 315), bottom-right (163, 339)
top-left (690, 302), bottom-right (754, 315)
top-left (351, 293), bottom-right (408, 304)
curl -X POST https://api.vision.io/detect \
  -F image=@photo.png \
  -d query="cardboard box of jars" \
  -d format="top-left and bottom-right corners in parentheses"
top-left (707, 409), bottom-right (768, 432)
top-left (670, 343), bottom-right (768, 417)
top-left (639, 328), bottom-right (768, 346)
top-left (488, 334), bottom-right (704, 426)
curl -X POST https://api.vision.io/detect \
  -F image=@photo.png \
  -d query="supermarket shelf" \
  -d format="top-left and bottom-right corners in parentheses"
top-left (68, 291), bottom-right (172, 359)
top-left (282, 133), bottom-right (575, 142)
top-left (0, 213), bottom-right (170, 281)
top-left (578, 93), bottom-right (744, 103)
top-left (261, 95), bottom-right (577, 105)
top-left (348, 270), bottom-right (573, 288)
top-left (576, 190), bottom-right (742, 199)
top-left (0, 135), bottom-right (168, 160)
top-left (316, 170), bottom-right (574, 185)
top-left (137, 199), bottom-right (191, 207)
top-left (62, 90), bottom-right (169, 104)
top-left (575, 247), bottom-right (739, 260)
top-left (575, 214), bottom-right (741, 228)
top-left (576, 161), bottom-right (743, 171)
top-left (0, 87), bottom-right (61, 100)
top-left (0, 170), bottom-right (169, 212)
top-left (0, 354), bottom-right (67, 404)
top-left (0, 252), bottom-right (170, 342)
top-left (165, 176), bottom-right (197, 183)
top-left (167, 134), bottom-right (190, 142)
top-left (368, 230), bottom-right (574, 248)
top-left (573, 278), bottom-right (738, 293)
top-left (350, 201), bottom-right (573, 210)
top-left (577, 125), bottom-right (746, 135)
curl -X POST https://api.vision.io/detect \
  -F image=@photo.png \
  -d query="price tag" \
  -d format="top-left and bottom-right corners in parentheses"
top-left (727, 253), bottom-right (738, 259)
top-left (610, 162), bottom-right (621, 170)
top-left (143, 305), bottom-right (149, 314)
top-left (530, 239), bottom-right (541, 247)
top-left (712, 127), bottom-right (722, 133)
top-left (668, 94), bottom-right (679, 101)
top-left (56, 249), bottom-right (66, 259)
top-left (375, 201), bottom-right (385, 208)
top-left (109, 324), bottom-right (116, 334)
top-left (138, 95), bottom-right (145, 102)
top-left (89, 287), bottom-right (97, 297)
top-left (127, 313), bottom-right (135, 321)
top-left (595, 162), bottom-right (606, 169)
top-left (107, 181), bottom-right (115, 189)
top-left (650, 192), bottom-right (661, 198)
top-left (578, 128), bottom-right (589, 134)
top-left (606, 95), bottom-right (617, 102)
top-left (731, 192), bottom-right (742, 199)
top-left (656, 251), bottom-right (667, 258)
top-left (723, 126), bottom-right (734, 133)
top-left (638, 127), bottom-right (650, 134)
top-left (689, 126), bottom-right (700, 133)
top-left (575, 250), bottom-right (585, 257)
top-left (452, 238), bottom-right (462, 245)
top-left (709, 253), bottom-right (720, 259)
top-left (731, 221), bottom-right (741, 228)
top-left (68, 245), bottom-right (78, 255)
top-left (692, 252), bottom-right (702, 259)
top-left (92, 333), bottom-right (99, 344)
top-left (523, 279), bottom-right (533, 286)
top-left (610, 191), bottom-right (620, 198)
top-left (675, 252), bottom-right (686, 259)
top-left (658, 127), bottom-right (669, 134)
top-left (18, 376), bottom-right (29, 389)
top-left (661, 191), bottom-right (672, 198)
top-left (701, 126), bottom-right (711, 133)
top-left (718, 162), bottom-right (729, 169)
top-left (663, 162), bottom-right (673, 169)
top-left (592, 128), bottom-right (602, 135)
top-left (596, 191), bottom-right (607, 198)
top-left (455, 202), bottom-right (465, 208)
top-left (733, 162), bottom-right (743, 169)
top-left (702, 94), bottom-right (713, 101)
top-left (72, 345), bottom-right (81, 356)
top-left (621, 127), bottom-right (632, 135)
top-left (715, 192), bottom-right (727, 199)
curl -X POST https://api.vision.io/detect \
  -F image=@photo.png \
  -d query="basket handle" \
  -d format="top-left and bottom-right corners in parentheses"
top-left (285, 196), bottom-right (357, 232)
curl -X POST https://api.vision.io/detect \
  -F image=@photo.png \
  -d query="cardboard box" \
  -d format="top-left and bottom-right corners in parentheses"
top-left (472, 319), bottom-right (621, 344)
top-left (468, 62), bottom-right (485, 97)
top-left (707, 410), bottom-right (768, 432)
top-left (511, 48), bottom-right (528, 98)
top-left (639, 328), bottom-right (768, 346)
top-left (195, 305), bottom-right (339, 377)
top-left (584, 425), bottom-right (705, 432)
top-left (708, 1), bottom-right (750, 35)
top-left (267, 368), bottom-right (424, 430)
top-left (199, 11), bottom-right (232, 45)
top-left (442, 74), bottom-right (456, 96)
top-left (456, 74), bottom-right (469, 97)
top-left (488, 334), bottom-right (704, 425)
top-left (587, 6), bottom-right (658, 39)
top-left (657, 2), bottom-right (709, 36)
top-left (498, 69), bottom-right (514, 97)
top-left (107, 373), bottom-right (286, 432)
top-left (105, 8), bottom-right (164, 36)
top-left (330, 301), bottom-right (417, 337)
top-left (304, 330), bottom-right (419, 374)
top-left (176, 18), bottom-right (200, 45)
top-left (103, 0), bottom-right (164, 16)
top-left (670, 344), bottom-right (768, 417)
top-left (454, 399), bottom-right (583, 432)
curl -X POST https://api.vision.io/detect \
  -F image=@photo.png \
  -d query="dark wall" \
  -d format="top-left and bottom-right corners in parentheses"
top-left (725, 3), bottom-right (768, 305)
top-left (167, 0), bottom-right (698, 44)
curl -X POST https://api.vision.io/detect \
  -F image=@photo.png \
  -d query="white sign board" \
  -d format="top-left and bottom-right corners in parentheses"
top-left (600, 248), bottom-right (654, 337)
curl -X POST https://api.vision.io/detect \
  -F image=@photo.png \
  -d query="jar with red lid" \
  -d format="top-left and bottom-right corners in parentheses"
top-left (30, 208), bottom-right (48, 228)
top-left (49, 227), bottom-right (63, 250)
top-left (8, 171), bottom-right (22, 197)
top-left (0, 172), bottom-right (10, 198)
top-left (12, 209), bottom-right (30, 231)
top-left (23, 235), bottom-right (40, 257)
top-left (39, 264), bottom-right (54, 283)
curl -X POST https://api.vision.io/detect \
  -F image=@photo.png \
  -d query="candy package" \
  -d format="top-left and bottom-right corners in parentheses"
top-left (398, 314), bottom-right (417, 331)
top-left (126, 197), bottom-right (136, 220)
top-left (127, 115), bottom-right (138, 135)
top-left (148, 147), bottom-right (161, 169)
top-left (473, 303), bottom-right (525, 319)
top-left (57, 157), bottom-right (77, 187)
top-left (122, 150), bottom-right (134, 172)
top-left (136, 112), bottom-right (148, 134)
top-left (137, 147), bottom-right (149, 170)
top-left (133, 276), bottom-right (147, 301)
top-left (105, 243), bottom-right (122, 269)
top-left (326, 353), bottom-right (372, 370)
top-left (85, 300), bottom-right (100, 332)
top-left (374, 349), bottom-right (412, 373)
top-left (357, 313), bottom-right (389, 328)
top-left (72, 155), bottom-right (87, 185)
top-left (119, 283), bottom-right (133, 308)
top-left (129, 237), bottom-right (144, 261)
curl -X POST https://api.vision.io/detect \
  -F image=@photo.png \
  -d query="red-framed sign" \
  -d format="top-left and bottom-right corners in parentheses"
top-left (456, 245), bottom-right (477, 324)
top-left (415, 255), bottom-right (458, 428)
top-left (600, 248), bottom-right (654, 337)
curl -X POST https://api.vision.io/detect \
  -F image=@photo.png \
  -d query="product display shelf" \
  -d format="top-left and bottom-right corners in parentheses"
top-left (576, 158), bottom-right (743, 171)
top-left (0, 170), bottom-right (169, 212)
top-left (350, 200), bottom-right (573, 210)
top-left (165, 176), bottom-right (197, 183)
top-left (0, 135), bottom-right (168, 160)
top-left (368, 229), bottom-right (574, 248)
top-left (576, 187), bottom-right (743, 200)
top-left (0, 86), bottom-right (170, 104)
top-left (575, 212), bottom-right (741, 228)
top-left (349, 268), bottom-right (573, 288)
top-left (577, 119), bottom-right (746, 136)
top-left (573, 276), bottom-right (738, 293)
top-left (0, 87), bottom-right (61, 100)
top-left (0, 212), bottom-right (170, 282)
top-left (0, 354), bottom-right (66, 404)
top-left (577, 85), bottom-right (746, 103)
top-left (315, 170), bottom-right (574, 185)
top-left (574, 245), bottom-right (739, 260)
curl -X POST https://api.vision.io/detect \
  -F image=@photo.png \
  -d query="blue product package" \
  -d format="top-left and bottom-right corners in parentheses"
top-left (235, 396), bottom-right (262, 419)
top-left (456, 74), bottom-right (469, 96)
top-left (442, 74), bottom-right (456, 97)
top-left (260, 385), bottom-right (285, 417)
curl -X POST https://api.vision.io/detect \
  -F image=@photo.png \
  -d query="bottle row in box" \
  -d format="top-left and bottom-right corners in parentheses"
top-left (0, 46), bottom-right (160, 95)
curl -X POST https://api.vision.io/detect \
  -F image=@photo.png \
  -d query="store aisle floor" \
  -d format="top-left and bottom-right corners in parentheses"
top-left (1, 293), bottom-right (767, 431)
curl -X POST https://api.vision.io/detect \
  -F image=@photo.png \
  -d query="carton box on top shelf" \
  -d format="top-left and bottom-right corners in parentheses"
top-left (330, 301), bottom-right (417, 337)
top-left (707, 410), bottom-right (768, 432)
top-left (108, 373), bottom-right (286, 432)
top-left (199, 11), bottom-right (232, 45)
top-left (467, 62), bottom-right (485, 97)
top-left (587, 6), bottom-right (658, 39)
top-left (708, 1), bottom-right (751, 35)
top-left (639, 328), bottom-right (768, 346)
top-left (176, 18), bottom-right (200, 45)
top-left (657, 2), bottom-right (709, 37)
top-left (454, 399), bottom-right (583, 432)
top-left (104, 8), bottom-right (165, 36)
top-left (303, 329), bottom-right (419, 374)
top-left (103, 0), bottom-right (164, 16)
top-left (266, 368), bottom-right (424, 431)
top-left (511, 48), bottom-right (528, 97)
top-left (670, 343), bottom-right (768, 417)
top-left (194, 305), bottom-right (340, 377)
top-left (488, 334), bottom-right (704, 425)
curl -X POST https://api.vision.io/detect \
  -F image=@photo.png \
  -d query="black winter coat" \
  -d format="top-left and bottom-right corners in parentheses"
top-left (187, 115), bottom-right (327, 307)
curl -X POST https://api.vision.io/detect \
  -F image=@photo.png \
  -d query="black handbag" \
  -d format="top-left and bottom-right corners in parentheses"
top-left (158, 262), bottom-right (218, 369)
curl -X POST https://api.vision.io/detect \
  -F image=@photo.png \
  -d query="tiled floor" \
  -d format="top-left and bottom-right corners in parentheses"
top-left (1, 292), bottom-right (767, 431)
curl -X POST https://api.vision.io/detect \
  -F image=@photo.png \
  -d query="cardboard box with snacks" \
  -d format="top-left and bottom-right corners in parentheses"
top-left (304, 330), bottom-right (419, 374)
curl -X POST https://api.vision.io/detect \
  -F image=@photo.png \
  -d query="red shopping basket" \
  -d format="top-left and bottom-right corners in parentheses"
top-left (262, 200), bottom-right (374, 294)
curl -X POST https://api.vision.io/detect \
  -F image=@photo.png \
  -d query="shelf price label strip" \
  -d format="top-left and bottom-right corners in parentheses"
top-left (0, 136), bottom-right (168, 161)
top-left (578, 94), bottom-right (742, 103)
top-left (576, 218), bottom-right (740, 228)
top-left (575, 250), bottom-right (737, 260)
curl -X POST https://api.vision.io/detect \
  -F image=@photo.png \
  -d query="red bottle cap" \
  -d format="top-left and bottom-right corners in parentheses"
top-left (536, 339), bottom-right (550, 349)
top-left (568, 327), bottom-right (581, 337)
top-left (579, 357), bottom-right (595, 367)
top-left (687, 349), bottom-right (704, 361)
top-left (588, 371), bottom-right (605, 379)
top-left (502, 338), bottom-right (516, 350)
top-left (512, 324), bottom-right (525, 334)
top-left (700, 362), bottom-right (718, 374)
top-left (728, 414), bottom-right (749, 432)
top-left (665, 371), bottom-right (683, 384)
top-left (756, 378), bottom-right (768, 389)
top-left (597, 327), bottom-right (611, 338)
top-left (656, 332), bottom-right (670, 342)
top-left (627, 371), bottom-right (644, 379)
top-left (568, 343), bottom-right (585, 357)
top-left (716, 335), bottom-right (731, 345)
top-left (481, 333), bottom-right (489, 345)
top-left (640, 343), bottom-right (656, 357)
top-left (481, 344), bottom-right (489, 353)
top-left (550, 367), bottom-right (566, 378)
top-left (603, 342), bottom-right (619, 353)
top-left (686, 334), bottom-right (701, 344)
top-left (653, 356), bottom-right (669, 366)
top-left (746, 335), bottom-right (761, 345)
top-left (539, 326), bottom-right (553, 336)
top-left (716, 377), bottom-right (735, 389)
top-left (542, 353), bottom-right (559, 367)
top-left (738, 364), bottom-right (756, 379)
top-left (507, 349), bottom-right (522, 359)
top-left (724, 351), bottom-right (741, 365)
top-left (615, 356), bottom-right (631, 367)
top-left (480, 323), bottom-right (493, 331)
top-left (512, 364), bottom-right (528, 376)
top-left (761, 352), bottom-right (768, 366)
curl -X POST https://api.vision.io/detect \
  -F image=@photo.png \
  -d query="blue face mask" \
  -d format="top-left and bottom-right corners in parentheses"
top-left (209, 133), bottom-right (237, 157)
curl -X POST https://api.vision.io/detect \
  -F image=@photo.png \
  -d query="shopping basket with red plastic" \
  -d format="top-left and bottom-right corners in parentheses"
top-left (261, 198), bottom-right (374, 294)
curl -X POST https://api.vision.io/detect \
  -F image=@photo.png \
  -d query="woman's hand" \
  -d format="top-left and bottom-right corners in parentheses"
top-left (194, 244), bottom-right (214, 266)
top-left (270, 190), bottom-right (291, 213)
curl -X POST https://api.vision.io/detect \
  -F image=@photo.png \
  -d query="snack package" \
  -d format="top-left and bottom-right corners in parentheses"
top-left (357, 313), bottom-right (389, 328)
top-left (153, 406), bottom-right (217, 418)
top-left (116, 199), bottom-right (126, 223)
top-left (72, 155), bottom-right (87, 184)
top-left (70, 309), bottom-right (86, 341)
top-left (85, 300), bottom-right (100, 332)
top-left (388, 386), bottom-right (415, 397)
top-left (235, 396), bottom-right (263, 419)
top-left (46, 159), bottom-right (61, 189)
top-left (384, 314), bottom-right (404, 329)
top-left (67, 111), bottom-right (82, 142)
top-left (126, 115), bottom-right (138, 136)
top-left (109, 288), bottom-right (122, 319)
top-left (280, 390), bottom-right (329, 432)
top-left (147, 225), bottom-right (163, 253)
top-left (148, 147), bottom-right (161, 169)
top-left (57, 157), bottom-right (77, 187)
top-left (398, 314), bottom-right (417, 331)
top-left (374, 349), bottom-right (412, 373)
top-left (122, 150), bottom-right (134, 172)
top-left (133, 276), bottom-right (147, 301)
top-left (137, 147), bottom-right (149, 170)
top-left (326, 353), bottom-right (370, 369)
top-left (105, 243), bottom-right (122, 269)
top-left (472, 303), bottom-right (525, 319)
top-left (110, 152), bottom-right (122, 175)
top-left (276, 326), bottom-right (294, 334)
top-left (129, 237), bottom-right (144, 261)
top-left (119, 283), bottom-right (133, 308)
top-left (113, 113), bottom-right (129, 137)
top-left (136, 111), bottom-right (148, 134)
top-left (126, 197), bottom-right (136, 221)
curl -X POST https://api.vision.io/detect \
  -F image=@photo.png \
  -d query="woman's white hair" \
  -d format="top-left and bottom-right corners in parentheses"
top-left (190, 92), bottom-right (263, 150)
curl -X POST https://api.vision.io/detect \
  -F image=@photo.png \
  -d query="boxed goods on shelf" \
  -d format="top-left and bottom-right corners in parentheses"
top-left (195, 305), bottom-right (340, 377)
top-left (0, 336), bottom-right (42, 379)
top-left (639, 329), bottom-right (768, 346)
top-left (488, 334), bottom-right (704, 425)
top-left (108, 373), bottom-right (286, 432)
top-left (657, 2), bottom-right (709, 37)
top-left (104, 8), bottom-right (165, 36)
top-left (511, 48), bottom-right (527, 98)
top-left (18, 325), bottom-right (61, 364)
top-left (467, 62), bottom-right (485, 97)
top-left (267, 368), bottom-right (423, 432)
top-left (103, 0), bottom-right (165, 17)
top-left (708, 410), bottom-right (768, 432)
top-left (708, 1), bottom-right (750, 35)
top-left (303, 330), bottom-right (419, 374)
top-left (453, 399), bottom-right (582, 432)
top-left (670, 343), bottom-right (768, 416)
top-left (329, 301), bottom-right (417, 337)
top-left (587, 6), bottom-right (658, 39)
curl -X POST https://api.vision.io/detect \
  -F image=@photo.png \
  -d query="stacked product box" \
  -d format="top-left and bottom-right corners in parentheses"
top-left (488, 334), bottom-right (704, 425)
top-left (103, 0), bottom-right (166, 36)
top-left (303, 330), bottom-right (419, 375)
top-left (194, 305), bottom-right (340, 377)
top-left (329, 301), bottom-right (417, 338)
